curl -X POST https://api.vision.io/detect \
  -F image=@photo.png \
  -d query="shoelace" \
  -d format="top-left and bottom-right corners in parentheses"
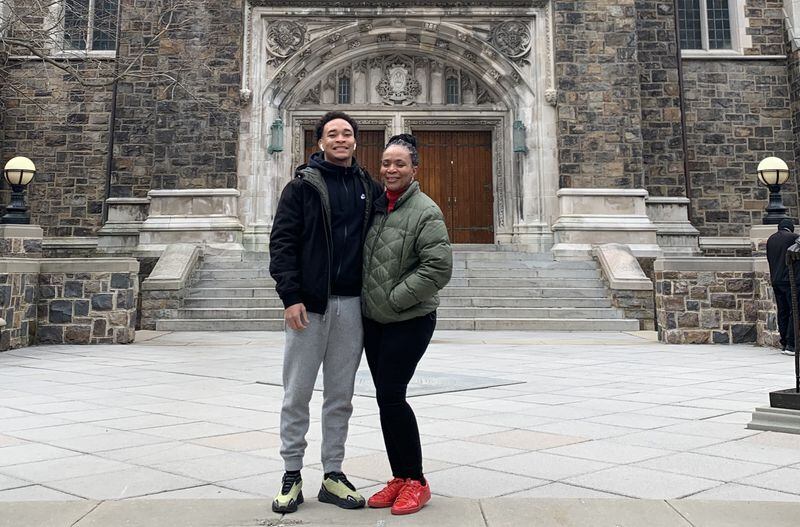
top-left (376, 478), bottom-right (405, 497)
top-left (395, 480), bottom-right (422, 506)
top-left (281, 474), bottom-right (300, 494)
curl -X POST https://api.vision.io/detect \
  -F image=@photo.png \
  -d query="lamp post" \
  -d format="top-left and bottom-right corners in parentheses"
top-left (2, 157), bottom-right (36, 224)
top-left (757, 156), bottom-right (790, 225)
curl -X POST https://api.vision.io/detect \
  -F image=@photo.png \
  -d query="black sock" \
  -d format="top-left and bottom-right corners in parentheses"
top-left (285, 470), bottom-right (301, 478)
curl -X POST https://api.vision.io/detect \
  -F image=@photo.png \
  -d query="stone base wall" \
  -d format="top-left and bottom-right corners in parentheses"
top-left (140, 288), bottom-right (184, 331)
top-left (611, 289), bottom-right (655, 330)
top-left (37, 268), bottom-right (138, 345)
top-left (655, 257), bottom-right (779, 347)
top-left (0, 269), bottom-right (37, 350)
top-left (755, 270), bottom-right (781, 348)
top-left (0, 258), bottom-right (139, 350)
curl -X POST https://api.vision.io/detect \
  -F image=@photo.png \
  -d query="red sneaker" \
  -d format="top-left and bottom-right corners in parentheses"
top-left (391, 479), bottom-right (431, 515)
top-left (368, 477), bottom-right (406, 508)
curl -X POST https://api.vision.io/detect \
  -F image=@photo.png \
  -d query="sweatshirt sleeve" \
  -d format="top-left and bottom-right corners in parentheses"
top-left (269, 181), bottom-right (305, 308)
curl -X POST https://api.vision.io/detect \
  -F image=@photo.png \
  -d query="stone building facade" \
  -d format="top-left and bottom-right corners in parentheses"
top-left (0, 1), bottom-right (799, 339)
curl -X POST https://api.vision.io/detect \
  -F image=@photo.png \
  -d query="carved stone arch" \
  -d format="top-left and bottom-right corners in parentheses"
top-left (261, 26), bottom-right (534, 110)
top-left (271, 47), bottom-right (521, 110)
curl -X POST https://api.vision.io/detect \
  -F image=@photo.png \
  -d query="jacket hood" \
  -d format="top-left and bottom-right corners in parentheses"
top-left (307, 151), bottom-right (361, 177)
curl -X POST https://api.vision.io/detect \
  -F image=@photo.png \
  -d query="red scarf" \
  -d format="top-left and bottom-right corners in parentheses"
top-left (386, 188), bottom-right (403, 213)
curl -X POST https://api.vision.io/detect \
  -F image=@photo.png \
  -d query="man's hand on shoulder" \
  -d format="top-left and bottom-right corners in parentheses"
top-left (285, 303), bottom-right (309, 330)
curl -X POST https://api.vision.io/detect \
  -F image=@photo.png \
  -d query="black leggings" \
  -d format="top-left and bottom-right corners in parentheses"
top-left (364, 312), bottom-right (436, 481)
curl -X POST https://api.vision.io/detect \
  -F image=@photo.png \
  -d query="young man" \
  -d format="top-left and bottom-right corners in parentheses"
top-left (767, 218), bottom-right (800, 356)
top-left (269, 111), bottom-right (382, 513)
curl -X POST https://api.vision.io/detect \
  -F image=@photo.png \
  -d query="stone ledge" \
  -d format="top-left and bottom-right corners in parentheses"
top-left (0, 225), bottom-right (43, 238)
top-left (39, 258), bottom-right (139, 273)
top-left (654, 257), bottom-right (756, 272)
top-left (748, 406), bottom-right (800, 435)
top-left (593, 243), bottom-right (653, 290)
top-left (148, 189), bottom-right (240, 197)
top-left (142, 244), bottom-right (200, 291)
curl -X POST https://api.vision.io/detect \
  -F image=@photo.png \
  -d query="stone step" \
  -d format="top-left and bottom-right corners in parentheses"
top-left (198, 259), bottom-right (600, 271)
top-left (185, 287), bottom-right (280, 298)
top-left (156, 319), bottom-right (286, 331)
top-left (440, 287), bottom-right (608, 298)
top-left (182, 296), bottom-right (614, 309)
top-left (184, 297), bottom-right (288, 308)
top-left (435, 318), bottom-right (640, 331)
top-left (189, 277), bottom-right (604, 289)
top-left (193, 268), bottom-right (602, 280)
top-left (156, 317), bottom-right (639, 332)
top-left (174, 306), bottom-right (623, 320)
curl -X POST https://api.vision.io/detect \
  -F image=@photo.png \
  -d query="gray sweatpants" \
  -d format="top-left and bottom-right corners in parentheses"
top-left (279, 296), bottom-right (363, 473)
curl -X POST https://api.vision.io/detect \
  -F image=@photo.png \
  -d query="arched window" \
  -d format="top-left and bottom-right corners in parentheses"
top-left (678, 0), bottom-right (732, 50)
top-left (338, 76), bottom-right (351, 104)
top-left (446, 77), bottom-right (460, 105)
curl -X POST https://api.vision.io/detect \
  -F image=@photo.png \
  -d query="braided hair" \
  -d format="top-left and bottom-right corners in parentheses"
top-left (385, 133), bottom-right (419, 167)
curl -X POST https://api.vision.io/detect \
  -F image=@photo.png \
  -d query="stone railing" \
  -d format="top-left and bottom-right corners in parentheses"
top-left (593, 244), bottom-right (655, 330)
top-left (140, 244), bottom-right (200, 330)
top-left (0, 258), bottom-right (139, 350)
top-left (655, 257), bottom-right (778, 346)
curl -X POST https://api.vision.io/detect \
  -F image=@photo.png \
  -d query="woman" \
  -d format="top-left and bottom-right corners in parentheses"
top-left (361, 134), bottom-right (452, 515)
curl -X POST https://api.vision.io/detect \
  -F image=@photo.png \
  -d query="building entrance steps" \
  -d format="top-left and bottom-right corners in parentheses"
top-left (155, 248), bottom-right (639, 331)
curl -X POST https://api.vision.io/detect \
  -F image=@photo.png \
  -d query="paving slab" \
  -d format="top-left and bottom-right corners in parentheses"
top-left (480, 498), bottom-right (691, 527)
top-left (669, 499), bottom-right (800, 527)
top-left (0, 501), bottom-right (99, 527)
top-left (73, 499), bottom-right (277, 527)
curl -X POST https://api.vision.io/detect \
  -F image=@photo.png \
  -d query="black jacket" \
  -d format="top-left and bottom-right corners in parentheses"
top-left (767, 228), bottom-right (800, 285)
top-left (269, 153), bottom-right (382, 314)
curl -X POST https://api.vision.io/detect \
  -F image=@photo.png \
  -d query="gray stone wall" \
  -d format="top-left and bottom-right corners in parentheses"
top-left (554, 0), bottom-right (645, 189)
top-left (635, 0), bottom-right (687, 199)
top-left (0, 259), bottom-right (139, 350)
top-left (0, 270), bottom-right (37, 351)
top-left (681, 2), bottom-right (795, 238)
top-left (655, 258), bottom-right (779, 346)
top-left (0, 64), bottom-right (114, 238)
top-left (110, 0), bottom-right (243, 198)
top-left (755, 269), bottom-right (781, 347)
top-left (37, 266), bottom-right (138, 344)
top-left (610, 289), bottom-right (655, 330)
top-left (682, 59), bottom-right (795, 237)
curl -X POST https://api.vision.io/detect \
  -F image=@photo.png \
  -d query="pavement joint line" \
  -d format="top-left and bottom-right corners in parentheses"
top-left (70, 499), bottom-right (102, 526)
top-left (478, 499), bottom-right (489, 526)
top-left (665, 499), bottom-right (697, 527)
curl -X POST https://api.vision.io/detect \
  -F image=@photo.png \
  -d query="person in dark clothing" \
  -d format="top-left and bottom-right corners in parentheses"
top-left (766, 218), bottom-right (800, 355)
top-left (269, 111), bottom-right (382, 513)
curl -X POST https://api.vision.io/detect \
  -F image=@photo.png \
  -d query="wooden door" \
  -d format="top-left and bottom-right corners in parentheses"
top-left (414, 130), bottom-right (494, 244)
top-left (304, 129), bottom-right (384, 181)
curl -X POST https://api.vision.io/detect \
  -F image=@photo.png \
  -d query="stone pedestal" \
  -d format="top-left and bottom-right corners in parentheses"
top-left (646, 197), bottom-right (700, 256)
top-left (748, 406), bottom-right (800, 435)
top-left (97, 198), bottom-right (150, 254)
top-left (138, 189), bottom-right (244, 256)
top-left (0, 225), bottom-right (43, 258)
top-left (551, 189), bottom-right (661, 260)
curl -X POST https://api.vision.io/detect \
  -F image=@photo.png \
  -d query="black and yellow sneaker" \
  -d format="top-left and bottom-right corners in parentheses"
top-left (318, 471), bottom-right (366, 509)
top-left (272, 471), bottom-right (303, 513)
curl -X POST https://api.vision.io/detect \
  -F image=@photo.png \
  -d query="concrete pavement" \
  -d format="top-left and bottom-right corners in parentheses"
top-left (2, 330), bottom-right (800, 525)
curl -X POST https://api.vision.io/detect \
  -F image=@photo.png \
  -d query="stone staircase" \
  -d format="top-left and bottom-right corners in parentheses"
top-left (155, 247), bottom-right (640, 331)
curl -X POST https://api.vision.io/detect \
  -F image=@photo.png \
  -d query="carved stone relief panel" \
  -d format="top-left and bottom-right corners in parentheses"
top-left (297, 53), bottom-right (497, 107)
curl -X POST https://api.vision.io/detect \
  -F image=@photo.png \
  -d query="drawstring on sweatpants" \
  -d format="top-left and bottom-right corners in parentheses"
top-left (336, 296), bottom-right (341, 316)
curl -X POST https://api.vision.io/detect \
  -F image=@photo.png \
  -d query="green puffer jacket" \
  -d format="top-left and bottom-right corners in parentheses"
top-left (362, 181), bottom-right (453, 324)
